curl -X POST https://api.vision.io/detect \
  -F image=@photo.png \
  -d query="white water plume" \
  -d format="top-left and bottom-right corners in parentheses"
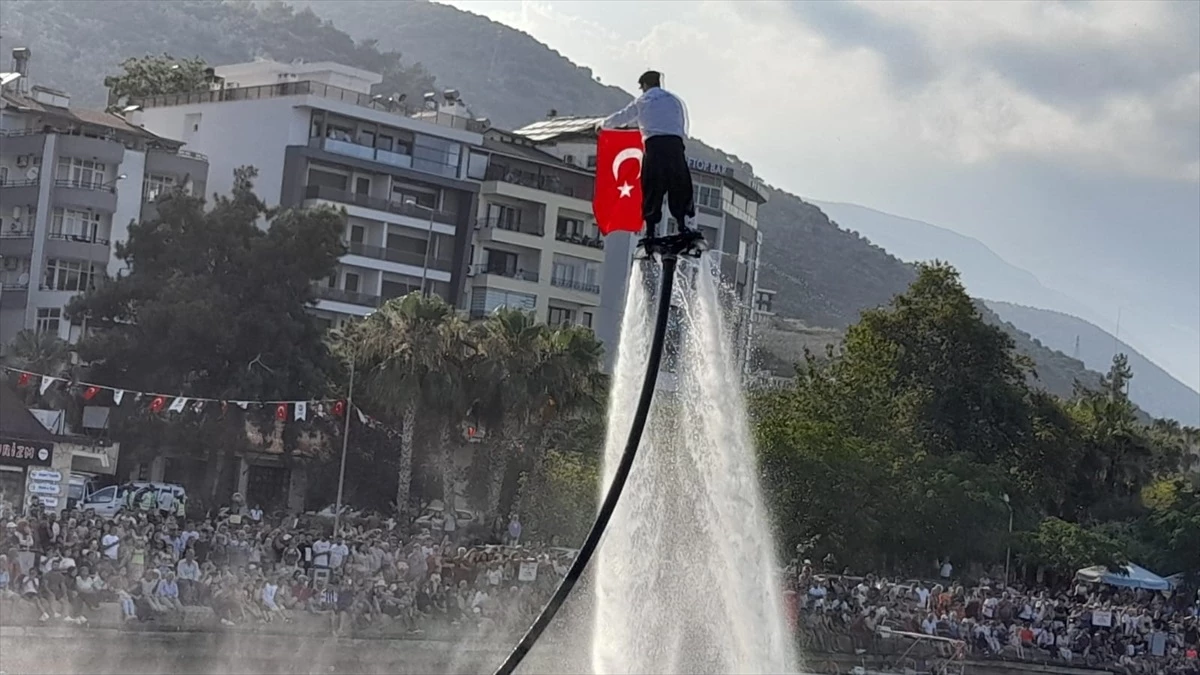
top-left (592, 254), bottom-right (798, 674)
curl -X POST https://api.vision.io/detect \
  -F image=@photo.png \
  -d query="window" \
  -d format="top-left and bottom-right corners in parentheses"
top-left (486, 203), bottom-right (522, 230)
top-left (44, 258), bottom-right (99, 292)
top-left (738, 238), bottom-right (747, 264)
top-left (355, 177), bottom-right (370, 195)
top-left (143, 173), bottom-right (175, 201)
top-left (344, 273), bottom-right (360, 293)
top-left (36, 307), bottom-right (61, 335)
top-left (556, 217), bottom-right (584, 238)
top-left (51, 208), bottom-right (103, 242)
top-left (582, 311), bottom-right (593, 328)
top-left (694, 179), bottom-right (722, 210)
top-left (56, 157), bottom-right (106, 187)
top-left (586, 155), bottom-right (597, 169)
top-left (392, 182), bottom-right (438, 210)
top-left (548, 307), bottom-right (575, 326)
top-left (308, 168), bottom-right (348, 191)
top-left (349, 225), bottom-right (365, 244)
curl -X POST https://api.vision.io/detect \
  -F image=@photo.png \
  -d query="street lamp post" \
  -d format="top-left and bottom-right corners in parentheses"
top-left (1002, 493), bottom-right (1013, 587)
top-left (332, 359), bottom-right (354, 537)
top-left (403, 198), bottom-right (436, 297)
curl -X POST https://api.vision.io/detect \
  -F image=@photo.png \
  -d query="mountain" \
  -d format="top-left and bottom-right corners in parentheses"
top-left (987, 301), bottom-right (1200, 426)
top-left (810, 201), bottom-right (1103, 323)
top-left (2, 0), bottom-right (1123, 409)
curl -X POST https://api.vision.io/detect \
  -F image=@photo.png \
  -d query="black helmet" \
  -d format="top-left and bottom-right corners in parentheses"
top-left (638, 70), bottom-right (662, 89)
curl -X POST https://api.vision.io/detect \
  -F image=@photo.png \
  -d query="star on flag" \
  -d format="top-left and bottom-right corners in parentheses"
top-left (618, 182), bottom-right (634, 198)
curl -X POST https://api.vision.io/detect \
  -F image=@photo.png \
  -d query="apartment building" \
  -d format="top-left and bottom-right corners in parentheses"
top-left (134, 59), bottom-right (488, 327)
top-left (0, 48), bottom-right (209, 349)
top-left (466, 128), bottom-right (604, 328)
top-left (512, 116), bottom-right (773, 373)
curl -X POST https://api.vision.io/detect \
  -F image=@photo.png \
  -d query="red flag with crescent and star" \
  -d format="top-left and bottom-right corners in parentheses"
top-left (592, 129), bottom-right (645, 236)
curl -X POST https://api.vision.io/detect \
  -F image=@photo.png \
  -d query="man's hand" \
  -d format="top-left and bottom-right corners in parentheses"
top-left (594, 120), bottom-right (604, 133)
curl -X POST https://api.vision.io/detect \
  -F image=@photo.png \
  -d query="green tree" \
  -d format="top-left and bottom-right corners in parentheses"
top-left (67, 167), bottom-right (346, 503)
top-left (104, 54), bottom-right (209, 103)
top-left (4, 329), bottom-right (72, 377)
top-left (1016, 517), bottom-right (1129, 574)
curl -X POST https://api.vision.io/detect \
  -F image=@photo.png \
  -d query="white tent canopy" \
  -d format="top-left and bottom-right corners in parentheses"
top-left (1075, 563), bottom-right (1176, 591)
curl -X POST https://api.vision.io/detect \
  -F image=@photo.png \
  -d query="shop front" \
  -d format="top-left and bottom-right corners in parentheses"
top-left (0, 436), bottom-right (57, 517)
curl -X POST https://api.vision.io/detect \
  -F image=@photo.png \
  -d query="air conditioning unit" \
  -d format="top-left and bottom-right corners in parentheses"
top-left (15, 155), bottom-right (28, 168)
top-left (466, 268), bottom-right (477, 278)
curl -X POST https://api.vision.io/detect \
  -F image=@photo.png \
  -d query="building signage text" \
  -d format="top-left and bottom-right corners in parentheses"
top-left (686, 157), bottom-right (735, 177)
top-left (0, 438), bottom-right (54, 467)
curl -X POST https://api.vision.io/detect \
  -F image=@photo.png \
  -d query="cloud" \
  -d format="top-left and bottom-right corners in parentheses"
top-left (447, 0), bottom-right (1199, 183)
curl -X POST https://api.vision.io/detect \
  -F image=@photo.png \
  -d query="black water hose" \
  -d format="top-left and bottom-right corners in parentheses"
top-left (493, 254), bottom-right (680, 675)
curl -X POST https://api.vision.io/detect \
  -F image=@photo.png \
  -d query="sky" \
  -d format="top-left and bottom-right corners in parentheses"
top-left (441, 0), bottom-right (1200, 391)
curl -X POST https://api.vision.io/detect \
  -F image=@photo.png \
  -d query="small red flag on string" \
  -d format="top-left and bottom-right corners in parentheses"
top-left (83, 386), bottom-right (100, 401)
top-left (332, 400), bottom-right (346, 417)
top-left (149, 396), bottom-right (167, 413)
top-left (275, 403), bottom-right (288, 421)
top-left (17, 372), bottom-right (31, 387)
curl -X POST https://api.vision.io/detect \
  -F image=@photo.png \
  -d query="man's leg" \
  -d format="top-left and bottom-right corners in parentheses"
top-left (641, 137), bottom-right (667, 237)
top-left (665, 136), bottom-right (696, 233)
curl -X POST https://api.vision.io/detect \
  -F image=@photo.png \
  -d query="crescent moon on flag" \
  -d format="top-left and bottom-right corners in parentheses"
top-left (612, 147), bottom-right (644, 180)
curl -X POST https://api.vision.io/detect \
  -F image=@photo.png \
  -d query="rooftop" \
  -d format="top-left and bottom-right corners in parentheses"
top-left (136, 80), bottom-right (488, 135)
top-left (482, 129), bottom-right (592, 176)
top-left (1, 89), bottom-right (167, 144)
top-left (513, 116), bottom-right (605, 143)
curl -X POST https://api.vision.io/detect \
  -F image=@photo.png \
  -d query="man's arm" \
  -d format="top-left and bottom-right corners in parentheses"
top-left (600, 96), bottom-right (641, 130)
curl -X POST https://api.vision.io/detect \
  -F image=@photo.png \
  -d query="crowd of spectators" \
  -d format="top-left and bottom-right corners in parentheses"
top-left (783, 559), bottom-right (1199, 675)
top-left (0, 493), bottom-right (574, 639)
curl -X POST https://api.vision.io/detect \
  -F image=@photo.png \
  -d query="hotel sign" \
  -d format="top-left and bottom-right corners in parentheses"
top-left (687, 157), bottom-right (735, 177)
top-left (0, 438), bottom-right (54, 467)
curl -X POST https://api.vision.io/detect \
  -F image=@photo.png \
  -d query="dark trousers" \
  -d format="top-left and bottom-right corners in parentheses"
top-left (642, 135), bottom-right (695, 236)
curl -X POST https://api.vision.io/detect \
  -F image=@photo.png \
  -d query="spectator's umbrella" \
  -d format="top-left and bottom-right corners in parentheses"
top-left (1075, 563), bottom-right (1176, 591)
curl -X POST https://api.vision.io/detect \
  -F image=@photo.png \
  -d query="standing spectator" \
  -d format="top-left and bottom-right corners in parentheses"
top-left (176, 550), bottom-right (201, 604)
top-left (507, 514), bottom-right (522, 547)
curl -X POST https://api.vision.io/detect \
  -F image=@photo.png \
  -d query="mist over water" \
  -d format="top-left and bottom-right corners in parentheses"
top-left (592, 255), bottom-right (798, 675)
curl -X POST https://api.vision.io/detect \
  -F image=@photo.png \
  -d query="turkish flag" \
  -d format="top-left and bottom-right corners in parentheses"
top-left (592, 129), bottom-right (645, 235)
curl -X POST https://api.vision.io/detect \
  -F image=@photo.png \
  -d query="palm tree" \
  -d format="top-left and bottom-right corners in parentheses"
top-left (5, 329), bottom-right (72, 376)
top-left (470, 309), bottom-right (550, 520)
top-left (515, 324), bottom-right (606, 514)
top-left (335, 293), bottom-right (459, 519)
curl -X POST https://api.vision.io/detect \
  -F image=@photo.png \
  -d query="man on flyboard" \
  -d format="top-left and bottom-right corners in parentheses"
top-left (599, 70), bottom-right (697, 240)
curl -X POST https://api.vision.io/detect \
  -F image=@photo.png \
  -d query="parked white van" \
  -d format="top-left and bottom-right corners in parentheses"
top-left (79, 482), bottom-right (186, 519)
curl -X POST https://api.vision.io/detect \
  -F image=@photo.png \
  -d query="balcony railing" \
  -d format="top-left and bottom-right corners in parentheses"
top-left (303, 184), bottom-right (456, 226)
top-left (55, 179), bottom-right (116, 193)
top-left (0, 178), bottom-right (40, 188)
top-left (136, 81), bottom-right (487, 133)
top-left (550, 276), bottom-right (601, 294)
top-left (484, 165), bottom-right (593, 201)
top-left (313, 284), bottom-right (383, 308)
top-left (476, 216), bottom-right (544, 237)
top-left (345, 241), bottom-right (454, 272)
top-left (554, 231), bottom-right (604, 250)
top-left (473, 264), bottom-right (539, 283)
top-left (0, 282), bottom-right (30, 291)
top-left (47, 232), bottom-right (110, 246)
top-left (0, 229), bottom-right (35, 239)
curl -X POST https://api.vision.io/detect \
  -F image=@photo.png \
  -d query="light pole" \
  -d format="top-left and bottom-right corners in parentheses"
top-left (1002, 492), bottom-right (1013, 588)
top-left (403, 198), bottom-right (436, 297)
top-left (332, 358), bottom-right (354, 537)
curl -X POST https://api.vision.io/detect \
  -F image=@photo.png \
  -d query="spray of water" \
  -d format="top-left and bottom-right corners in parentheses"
top-left (592, 254), bottom-right (798, 674)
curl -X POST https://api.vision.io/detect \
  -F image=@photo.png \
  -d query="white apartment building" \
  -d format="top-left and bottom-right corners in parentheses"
top-left (0, 48), bottom-right (209, 349)
top-left (512, 116), bottom-right (773, 373)
top-left (466, 128), bottom-right (604, 328)
top-left (134, 59), bottom-right (489, 328)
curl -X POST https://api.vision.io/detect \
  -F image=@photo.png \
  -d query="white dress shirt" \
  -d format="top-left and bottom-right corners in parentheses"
top-left (601, 87), bottom-right (689, 140)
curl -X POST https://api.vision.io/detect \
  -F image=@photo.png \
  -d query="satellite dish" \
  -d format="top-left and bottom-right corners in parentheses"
top-left (26, 166), bottom-right (39, 180)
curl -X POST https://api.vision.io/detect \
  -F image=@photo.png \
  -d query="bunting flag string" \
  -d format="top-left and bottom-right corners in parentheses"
top-left (2, 365), bottom-right (401, 439)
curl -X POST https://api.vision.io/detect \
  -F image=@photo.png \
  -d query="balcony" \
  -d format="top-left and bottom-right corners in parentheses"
top-left (484, 164), bottom-right (593, 201)
top-left (473, 264), bottom-right (539, 283)
top-left (0, 282), bottom-right (29, 310)
top-left (0, 177), bottom-right (41, 207)
top-left (303, 184), bottom-right (456, 225)
top-left (312, 284), bottom-right (383, 308)
top-left (45, 232), bottom-right (112, 265)
top-left (550, 276), bottom-right (601, 295)
top-left (0, 228), bottom-right (35, 258)
top-left (476, 216), bottom-right (543, 237)
top-left (554, 231), bottom-right (604, 250)
top-left (53, 178), bottom-right (117, 212)
top-left (345, 241), bottom-right (454, 273)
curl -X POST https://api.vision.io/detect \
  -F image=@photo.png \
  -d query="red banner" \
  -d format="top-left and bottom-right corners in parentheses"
top-left (592, 129), bottom-right (645, 236)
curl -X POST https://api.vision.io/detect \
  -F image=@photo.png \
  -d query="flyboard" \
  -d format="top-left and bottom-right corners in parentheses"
top-left (492, 228), bottom-right (706, 675)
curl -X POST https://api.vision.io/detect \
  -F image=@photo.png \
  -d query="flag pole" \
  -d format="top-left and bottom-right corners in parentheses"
top-left (333, 360), bottom-right (354, 536)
